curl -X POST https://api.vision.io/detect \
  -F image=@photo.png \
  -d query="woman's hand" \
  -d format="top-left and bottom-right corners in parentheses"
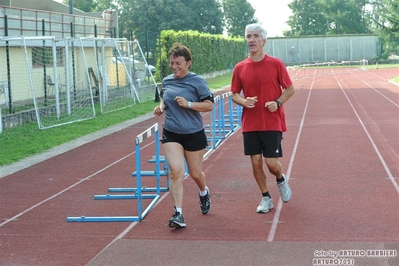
top-left (174, 96), bottom-right (189, 108)
top-left (153, 106), bottom-right (164, 116)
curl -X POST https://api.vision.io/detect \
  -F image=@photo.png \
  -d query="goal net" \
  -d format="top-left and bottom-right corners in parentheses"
top-left (0, 36), bottom-right (96, 129)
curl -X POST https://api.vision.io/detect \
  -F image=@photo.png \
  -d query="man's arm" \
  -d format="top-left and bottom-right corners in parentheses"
top-left (232, 92), bottom-right (258, 108)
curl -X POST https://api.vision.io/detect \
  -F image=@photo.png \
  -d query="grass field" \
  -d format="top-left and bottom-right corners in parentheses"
top-left (0, 73), bottom-right (233, 167)
top-left (1, 64), bottom-right (397, 167)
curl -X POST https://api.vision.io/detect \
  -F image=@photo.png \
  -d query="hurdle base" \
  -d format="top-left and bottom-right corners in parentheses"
top-left (94, 194), bottom-right (158, 200)
top-left (67, 195), bottom-right (160, 222)
top-left (67, 216), bottom-right (141, 222)
top-left (107, 187), bottom-right (169, 193)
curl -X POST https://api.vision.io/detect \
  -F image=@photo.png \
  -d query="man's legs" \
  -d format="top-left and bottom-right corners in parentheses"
top-left (250, 154), bottom-right (274, 213)
top-left (265, 157), bottom-right (292, 203)
top-left (250, 154), bottom-right (268, 193)
top-left (265, 157), bottom-right (283, 180)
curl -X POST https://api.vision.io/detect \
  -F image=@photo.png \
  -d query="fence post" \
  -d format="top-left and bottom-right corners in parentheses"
top-left (0, 108), bottom-right (2, 134)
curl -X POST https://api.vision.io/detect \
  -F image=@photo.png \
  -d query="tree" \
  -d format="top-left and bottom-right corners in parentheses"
top-left (62, 0), bottom-right (117, 12)
top-left (321, 0), bottom-right (369, 34)
top-left (62, 0), bottom-right (95, 12)
top-left (371, 0), bottom-right (399, 58)
top-left (117, 0), bottom-right (224, 60)
top-left (223, 0), bottom-right (257, 37)
top-left (285, 0), bottom-right (327, 36)
top-left (378, 0), bottom-right (399, 36)
top-left (286, 0), bottom-right (371, 36)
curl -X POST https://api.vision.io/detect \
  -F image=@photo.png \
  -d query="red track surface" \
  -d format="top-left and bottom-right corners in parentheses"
top-left (1, 67), bottom-right (398, 266)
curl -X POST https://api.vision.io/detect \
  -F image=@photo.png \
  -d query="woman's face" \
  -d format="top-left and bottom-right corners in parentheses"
top-left (169, 55), bottom-right (191, 78)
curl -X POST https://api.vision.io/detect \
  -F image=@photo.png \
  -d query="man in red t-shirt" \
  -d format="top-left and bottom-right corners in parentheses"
top-left (231, 23), bottom-right (295, 213)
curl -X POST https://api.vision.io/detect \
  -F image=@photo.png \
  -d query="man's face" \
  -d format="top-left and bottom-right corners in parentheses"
top-left (245, 30), bottom-right (266, 53)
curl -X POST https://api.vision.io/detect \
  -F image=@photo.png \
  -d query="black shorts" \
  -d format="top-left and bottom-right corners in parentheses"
top-left (160, 128), bottom-right (208, 151)
top-left (243, 131), bottom-right (283, 158)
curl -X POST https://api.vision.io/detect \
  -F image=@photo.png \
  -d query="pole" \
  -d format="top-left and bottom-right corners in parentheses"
top-left (42, 19), bottom-right (48, 106)
top-left (5, 15), bottom-right (12, 114)
top-left (69, 0), bottom-right (73, 14)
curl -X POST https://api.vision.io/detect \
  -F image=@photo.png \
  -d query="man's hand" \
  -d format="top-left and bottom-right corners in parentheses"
top-left (245, 96), bottom-right (258, 108)
top-left (265, 101), bottom-right (278, 112)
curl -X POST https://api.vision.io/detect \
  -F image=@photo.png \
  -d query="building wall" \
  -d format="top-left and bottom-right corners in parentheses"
top-left (266, 35), bottom-right (380, 65)
top-left (1, 0), bottom-right (88, 16)
top-left (0, 1), bottom-right (118, 38)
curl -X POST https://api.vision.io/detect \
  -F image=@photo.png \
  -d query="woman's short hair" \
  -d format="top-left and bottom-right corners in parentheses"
top-left (168, 43), bottom-right (192, 63)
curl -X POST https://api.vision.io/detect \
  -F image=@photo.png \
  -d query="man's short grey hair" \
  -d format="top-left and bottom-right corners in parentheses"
top-left (245, 23), bottom-right (268, 40)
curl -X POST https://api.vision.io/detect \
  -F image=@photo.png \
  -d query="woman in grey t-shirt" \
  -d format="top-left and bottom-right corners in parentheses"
top-left (153, 43), bottom-right (214, 228)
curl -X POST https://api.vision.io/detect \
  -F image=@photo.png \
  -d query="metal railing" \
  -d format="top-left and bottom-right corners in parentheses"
top-left (0, 5), bottom-right (115, 38)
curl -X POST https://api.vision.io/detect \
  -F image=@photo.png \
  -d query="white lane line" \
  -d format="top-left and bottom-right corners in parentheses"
top-left (87, 125), bottom-right (240, 264)
top-left (267, 73), bottom-right (316, 242)
top-left (0, 89), bottom-right (229, 227)
top-left (332, 70), bottom-right (399, 195)
top-left (346, 68), bottom-right (399, 108)
top-left (0, 147), bottom-right (142, 228)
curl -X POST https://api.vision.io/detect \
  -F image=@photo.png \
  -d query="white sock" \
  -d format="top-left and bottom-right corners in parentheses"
top-left (199, 188), bottom-right (208, 197)
top-left (175, 207), bottom-right (182, 214)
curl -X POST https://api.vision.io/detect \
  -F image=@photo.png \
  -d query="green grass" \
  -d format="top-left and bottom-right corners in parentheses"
top-left (1, 66), bottom-right (398, 167)
top-left (391, 76), bottom-right (399, 84)
top-left (0, 72), bottom-right (233, 167)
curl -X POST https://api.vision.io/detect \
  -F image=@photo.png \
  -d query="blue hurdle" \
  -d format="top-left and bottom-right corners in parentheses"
top-left (206, 92), bottom-right (242, 151)
top-left (67, 123), bottom-right (168, 222)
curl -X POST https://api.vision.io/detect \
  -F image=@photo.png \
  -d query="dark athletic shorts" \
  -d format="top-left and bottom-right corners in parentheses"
top-left (243, 131), bottom-right (283, 158)
top-left (161, 128), bottom-right (208, 151)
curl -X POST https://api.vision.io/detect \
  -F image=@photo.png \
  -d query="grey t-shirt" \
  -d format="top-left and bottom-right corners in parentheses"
top-left (161, 72), bottom-right (213, 134)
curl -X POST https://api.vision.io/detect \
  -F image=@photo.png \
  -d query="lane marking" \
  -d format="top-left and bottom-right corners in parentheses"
top-left (346, 68), bottom-right (399, 108)
top-left (0, 93), bottom-right (226, 227)
top-left (0, 146), bottom-right (145, 228)
top-left (332, 69), bottom-right (399, 195)
top-left (267, 69), bottom-right (317, 242)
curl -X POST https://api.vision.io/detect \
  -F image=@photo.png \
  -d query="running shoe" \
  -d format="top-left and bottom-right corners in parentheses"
top-left (199, 186), bottom-right (211, 214)
top-left (277, 174), bottom-right (292, 203)
top-left (168, 211), bottom-right (186, 228)
top-left (256, 196), bottom-right (273, 213)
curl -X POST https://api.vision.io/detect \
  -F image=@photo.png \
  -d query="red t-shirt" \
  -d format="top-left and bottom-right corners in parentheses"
top-left (231, 55), bottom-right (292, 132)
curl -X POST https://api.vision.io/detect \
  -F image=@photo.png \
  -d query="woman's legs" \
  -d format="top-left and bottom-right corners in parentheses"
top-left (163, 142), bottom-right (186, 209)
top-left (184, 148), bottom-right (206, 191)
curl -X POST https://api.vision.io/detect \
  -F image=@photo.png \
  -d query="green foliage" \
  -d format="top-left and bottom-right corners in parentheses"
top-left (156, 30), bottom-right (246, 80)
top-left (222, 0), bottom-right (258, 37)
top-left (62, 0), bottom-right (117, 12)
top-left (286, 0), bottom-right (370, 36)
top-left (0, 73), bottom-right (233, 167)
top-left (285, 0), bottom-right (327, 36)
top-left (117, 0), bottom-right (224, 58)
top-left (62, 0), bottom-right (94, 12)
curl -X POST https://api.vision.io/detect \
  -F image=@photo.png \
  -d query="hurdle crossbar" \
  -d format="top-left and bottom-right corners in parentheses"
top-left (67, 123), bottom-right (165, 222)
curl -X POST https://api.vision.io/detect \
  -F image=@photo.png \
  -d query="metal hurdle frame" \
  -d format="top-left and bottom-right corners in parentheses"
top-left (207, 92), bottom-right (242, 151)
top-left (67, 123), bottom-right (167, 222)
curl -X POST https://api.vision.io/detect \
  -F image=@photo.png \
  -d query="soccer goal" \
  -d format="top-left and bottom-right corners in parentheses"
top-left (0, 36), bottom-right (96, 129)
top-left (90, 38), bottom-right (158, 114)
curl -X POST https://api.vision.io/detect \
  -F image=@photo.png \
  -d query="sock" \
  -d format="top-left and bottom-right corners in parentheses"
top-left (175, 207), bottom-right (182, 214)
top-left (262, 191), bottom-right (271, 198)
top-left (199, 189), bottom-right (208, 197)
top-left (276, 175), bottom-right (285, 184)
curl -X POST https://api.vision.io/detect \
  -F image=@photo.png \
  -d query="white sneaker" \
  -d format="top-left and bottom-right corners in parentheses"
top-left (256, 197), bottom-right (273, 213)
top-left (277, 175), bottom-right (292, 203)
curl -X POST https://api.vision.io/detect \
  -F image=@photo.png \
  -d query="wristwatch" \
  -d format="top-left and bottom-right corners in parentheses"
top-left (275, 100), bottom-right (282, 108)
top-left (188, 101), bottom-right (192, 109)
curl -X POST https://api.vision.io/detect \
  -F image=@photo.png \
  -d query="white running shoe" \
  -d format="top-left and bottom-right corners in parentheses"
top-left (277, 175), bottom-right (292, 203)
top-left (256, 197), bottom-right (273, 213)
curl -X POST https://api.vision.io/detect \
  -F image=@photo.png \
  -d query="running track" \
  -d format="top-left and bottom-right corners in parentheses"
top-left (0, 67), bottom-right (398, 266)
